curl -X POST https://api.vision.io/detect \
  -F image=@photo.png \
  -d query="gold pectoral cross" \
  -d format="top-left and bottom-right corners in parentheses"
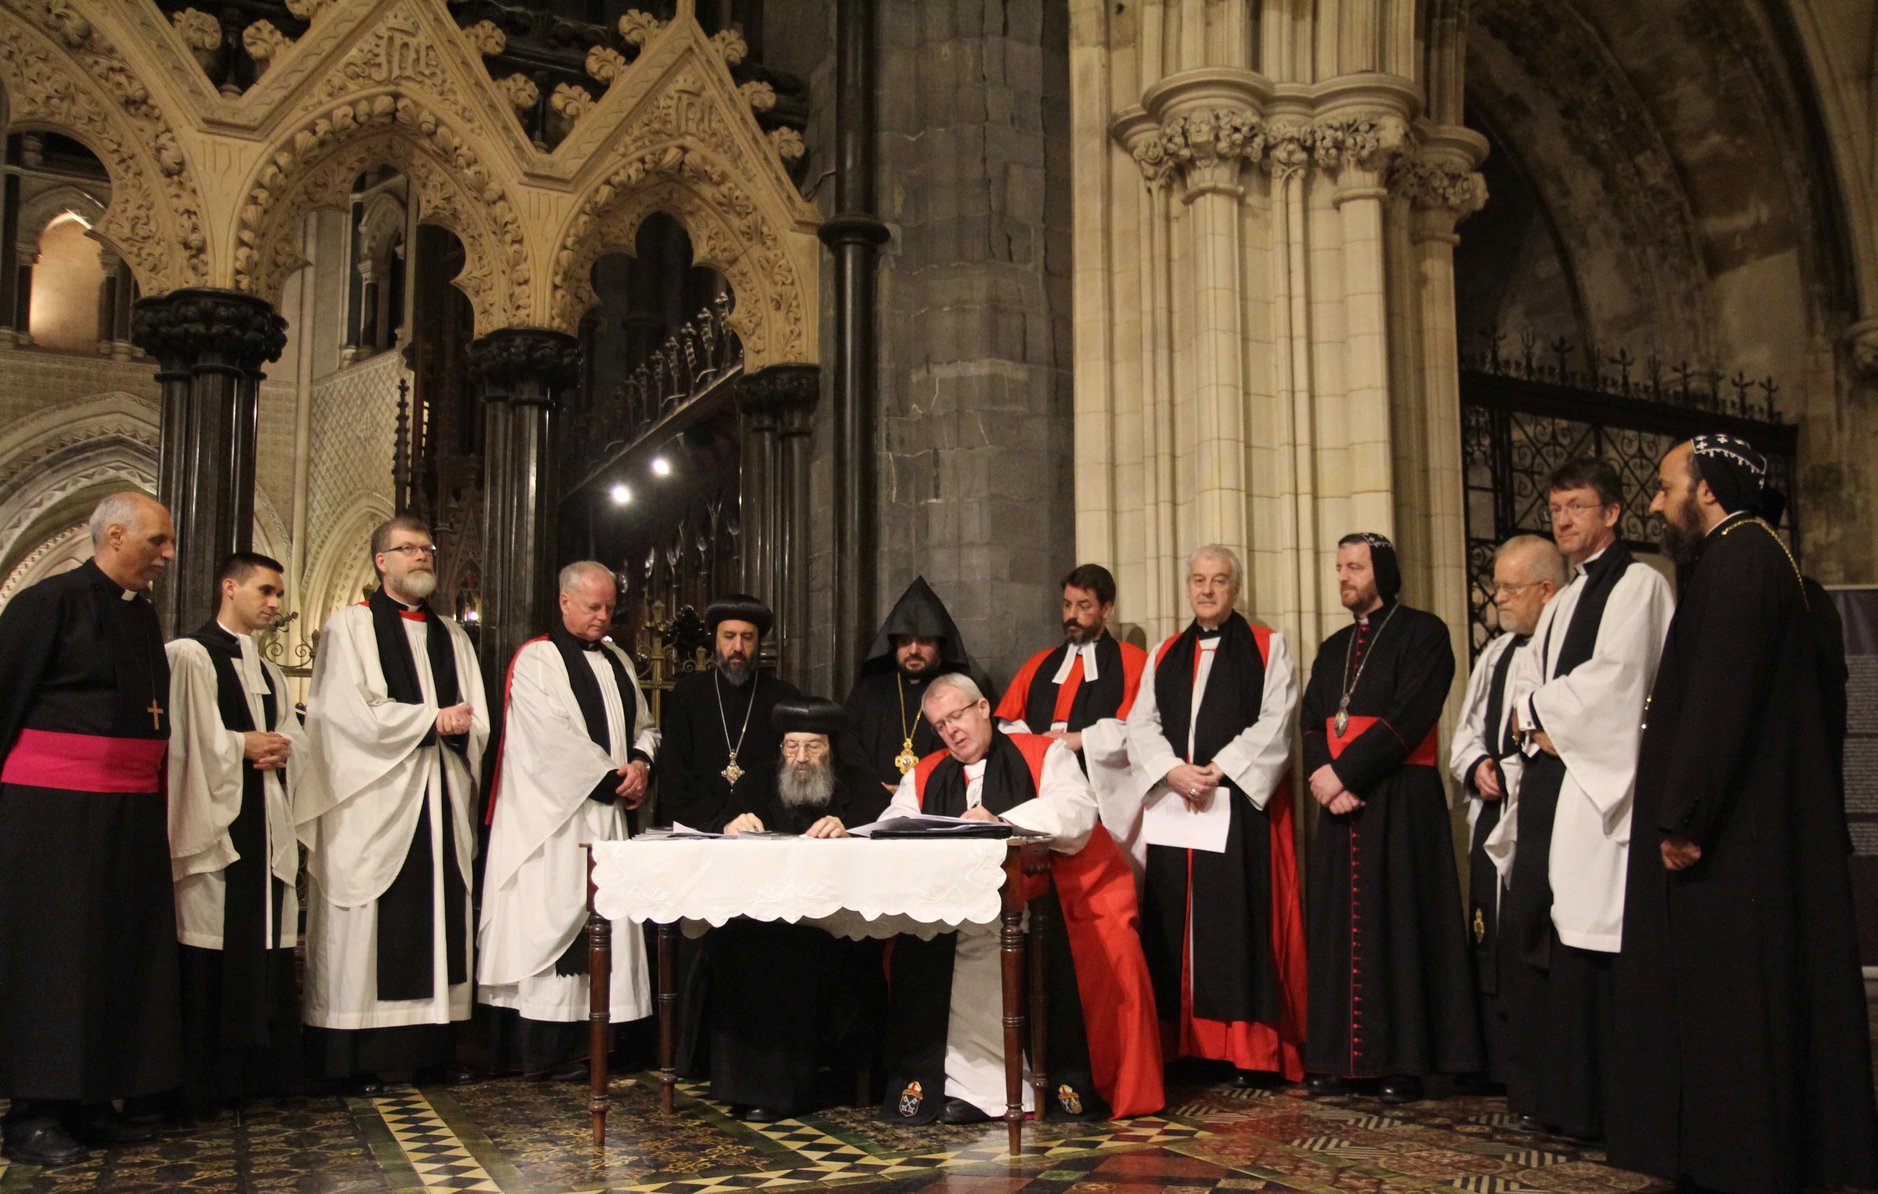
top-left (721, 753), bottom-right (744, 785)
top-left (146, 699), bottom-right (165, 730)
top-left (893, 737), bottom-right (919, 775)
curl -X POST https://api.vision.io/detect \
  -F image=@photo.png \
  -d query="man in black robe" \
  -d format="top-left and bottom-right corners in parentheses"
top-left (704, 697), bottom-right (882, 1121)
top-left (166, 552), bottom-right (304, 1118)
top-left (1609, 435), bottom-right (1877, 1194)
top-left (1300, 532), bottom-right (1477, 1104)
top-left (0, 491), bottom-right (180, 1164)
top-left (843, 577), bottom-right (974, 794)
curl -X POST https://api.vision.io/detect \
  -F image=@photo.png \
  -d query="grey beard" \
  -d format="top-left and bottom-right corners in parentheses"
top-left (398, 570), bottom-right (437, 601)
top-left (777, 762), bottom-right (835, 810)
top-left (719, 658), bottom-right (752, 686)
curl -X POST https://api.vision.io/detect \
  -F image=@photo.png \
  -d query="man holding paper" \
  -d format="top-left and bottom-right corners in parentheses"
top-left (1125, 545), bottom-right (1305, 1085)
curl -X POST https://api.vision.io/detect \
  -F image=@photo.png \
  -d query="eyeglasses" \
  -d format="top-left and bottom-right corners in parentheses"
top-left (1546, 501), bottom-right (1610, 520)
top-left (381, 543), bottom-right (438, 558)
top-left (1491, 581), bottom-right (1546, 598)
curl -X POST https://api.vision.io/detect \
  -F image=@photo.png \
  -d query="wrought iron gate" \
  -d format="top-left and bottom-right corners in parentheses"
top-left (1459, 330), bottom-right (1799, 657)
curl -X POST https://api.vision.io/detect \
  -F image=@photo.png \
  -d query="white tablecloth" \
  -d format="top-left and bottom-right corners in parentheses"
top-left (590, 837), bottom-right (1011, 940)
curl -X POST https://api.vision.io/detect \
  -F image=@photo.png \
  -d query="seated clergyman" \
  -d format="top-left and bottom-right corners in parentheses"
top-left (876, 674), bottom-right (1164, 1125)
top-left (705, 697), bottom-right (885, 1121)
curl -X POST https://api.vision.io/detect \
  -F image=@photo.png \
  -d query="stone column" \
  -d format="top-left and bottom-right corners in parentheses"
top-left (469, 327), bottom-right (580, 681)
top-left (130, 287), bottom-right (288, 635)
top-left (737, 363), bottom-right (820, 685)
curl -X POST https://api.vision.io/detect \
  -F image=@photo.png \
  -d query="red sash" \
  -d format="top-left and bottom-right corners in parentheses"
top-left (0, 729), bottom-right (166, 793)
top-left (1325, 715), bottom-right (1438, 767)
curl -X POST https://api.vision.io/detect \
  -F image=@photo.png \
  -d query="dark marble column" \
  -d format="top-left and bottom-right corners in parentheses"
top-left (818, 0), bottom-right (890, 689)
top-left (736, 363), bottom-right (820, 685)
top-left (130, 287), bottom-right (287, 636)
top-left (468, 326), bottom-right (580, 681)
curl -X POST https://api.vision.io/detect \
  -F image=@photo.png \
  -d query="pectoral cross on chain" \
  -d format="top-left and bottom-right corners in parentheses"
top-left (145, 699), bottom-right (164, 730)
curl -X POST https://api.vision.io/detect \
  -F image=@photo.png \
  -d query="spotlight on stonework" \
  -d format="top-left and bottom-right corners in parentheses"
top-left (651, 456), bottom-right (673, 477)
top-left (610, 483), bottom-right (632, 505)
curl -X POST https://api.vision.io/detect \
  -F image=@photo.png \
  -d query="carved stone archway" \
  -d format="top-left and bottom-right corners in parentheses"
top-left (0, 392), bottom-right (159, 589)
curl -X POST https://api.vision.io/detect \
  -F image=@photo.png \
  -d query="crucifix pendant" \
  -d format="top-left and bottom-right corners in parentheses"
top-left (721, 754), bottom-right (744, 785)
top-left (146, 699), bottom-right (165, 730)
top-left (1334, 701), bottom-right (1350, 737)
top-left (893, 738), bottom-right (919, 775)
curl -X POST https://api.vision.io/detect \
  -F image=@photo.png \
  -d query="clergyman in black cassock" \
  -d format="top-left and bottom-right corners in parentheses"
top-left (166, 553), bottom-right (306, 1115)
top-left (0, 492), bottom-right (181, 1163)
top-left (1443, 534), bottom-right (1564, 1087)
top-left (1300, 533), bottom-right (1477, 1103)
top-left (1609, 436), bottom-right (1877, 1194)
top-left (703, 697), bottom-right (885, 1121)
top-left (842, 577), bottom-right (975, 792)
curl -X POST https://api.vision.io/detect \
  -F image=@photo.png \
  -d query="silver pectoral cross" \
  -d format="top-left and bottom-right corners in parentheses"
top-left (721, 754), bottom-right (744, 785)
top-left (1334, 699), bottom-right (1350, 737)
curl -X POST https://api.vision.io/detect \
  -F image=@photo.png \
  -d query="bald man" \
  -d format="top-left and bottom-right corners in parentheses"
top-left (0, 492), bottom-right (182, 1164)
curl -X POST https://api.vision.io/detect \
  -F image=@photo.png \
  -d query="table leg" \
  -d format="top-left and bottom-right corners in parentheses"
top-left (658, 922), bottom-right (678, 1114)
top-left (1027, 886), bottom-right (1049, 1120)
top-left (999, 879), bottom-right (1026, 1156)
top-left (586, 852), bottom-right (612, 1146)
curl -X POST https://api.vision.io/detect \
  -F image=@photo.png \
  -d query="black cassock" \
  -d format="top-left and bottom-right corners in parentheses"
top-left (703, 766), bottom-right (885, 1113)
top-left (655, 668), bottom-right (801, 1075)
top-left (1609, 513), bottom-right (1878, 1194)
top-left (842, 668), bottom-right (952, 791)
top-left (0, 561), bottom-right (181, 1103)
top-left (1300, 602), bottom-right (1478, 1079)
top-left (177, 622), bottom-right (303, 1109)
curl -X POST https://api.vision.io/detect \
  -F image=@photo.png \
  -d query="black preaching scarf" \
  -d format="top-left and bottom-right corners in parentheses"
top-left (1508, 543), bottom-right (1634, 969)
top-left (921, 730), bottom-right (1037, 817)
top-left (186, 621), bottom-right (288, 1046)
top-left (1467, 633), bottom-right (1527, 993)
top-left (366, 587), bottom-right (468, 1000)
top-left (1020, 636), bottom-right (1128, 733)
top-left (1151, 612), bottom-right (1266, 770)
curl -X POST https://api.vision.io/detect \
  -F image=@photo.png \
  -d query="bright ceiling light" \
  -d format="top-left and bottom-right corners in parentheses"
top-left (650, 456), bottom-right (673, 477)
top-left (609, 483), bottom-right (632, 505)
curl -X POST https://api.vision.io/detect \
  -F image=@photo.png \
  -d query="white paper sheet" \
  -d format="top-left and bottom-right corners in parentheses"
top-left (1139, 784), bottom-right (1230, 852)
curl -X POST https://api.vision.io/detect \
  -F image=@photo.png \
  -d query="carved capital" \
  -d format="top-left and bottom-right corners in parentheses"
top-left (130, 288), bottom-right (286, 371)
top-left (736, 363), bottom-right (820, 434)
top-left (1259, 119), bottom-right (1315, 184)
top-left (1312, 112), bottom-right (1409, 177)
top-left (1133, 107), bottom-right (1264, 193)
top-left (1387, 155), bottom-right (1487, 220)
top-left (468, 327), bottom-right (581, 405)
top-left (1847, 318), bottom-right (1878, 382)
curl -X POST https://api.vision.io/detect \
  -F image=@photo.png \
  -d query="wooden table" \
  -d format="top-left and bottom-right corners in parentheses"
top-left (583, 837), bottom-right (1055, 1155)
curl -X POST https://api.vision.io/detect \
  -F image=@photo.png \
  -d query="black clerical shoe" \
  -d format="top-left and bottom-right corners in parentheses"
top-left (1377, 1075), bottom-right (1424, 1105)
top-left (1304, 1073), bottom-right (1350, 1097)
top-left (65, 1107), bottom-right (155, 1147)
top-left (420, 1063), bottom-right (479, 1086)
top-left (1230, 1068), bottom-right (1283, 1089)
top-left (2, 1118), bottom-right (88, 1165)
top-left (1513, 1114), bottom-right (1545, 1134)
top-left (739, 1106), bottom-right (787, 1124)
top-left (937, 1098), bottom-right (990, 1125)
top-left (347, 1073), bottom-right (385, 1096)
top-left (542, 1060), bottom-right (590, 1083)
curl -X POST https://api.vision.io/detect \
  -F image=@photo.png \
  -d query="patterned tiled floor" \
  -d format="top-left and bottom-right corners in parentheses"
top-left (0, 986), bottom-right (1873, 1194)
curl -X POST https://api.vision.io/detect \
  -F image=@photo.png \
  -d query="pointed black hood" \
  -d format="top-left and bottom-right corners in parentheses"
top-left (859, 576), bottom-right (975, 675)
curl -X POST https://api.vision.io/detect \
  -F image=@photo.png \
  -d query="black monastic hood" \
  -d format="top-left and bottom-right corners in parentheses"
top-left (859, 576), bottom-right (975, 675)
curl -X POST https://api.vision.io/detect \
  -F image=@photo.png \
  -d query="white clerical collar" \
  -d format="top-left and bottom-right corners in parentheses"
top-left (119, 587), bottom-right (138, 601)
top-left (216, 618), bottom-right (251, 641)
top-left (964, 759), bottom-right (987, 781)
top-left (1050, 640), bottom-right (1101, 684)
top-left (220, 620), bottom-right (271, 695)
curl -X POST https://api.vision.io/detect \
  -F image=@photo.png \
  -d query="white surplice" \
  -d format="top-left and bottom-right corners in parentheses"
top-left (166, 626), bottom-right (305, 949)
top-left (1447, 630), bottom-right (1529, 838)
top-left (998, 641), bottom-right (1146, 873)
top-left (1124, 628), bottom-right (1298, 838)
top-left (478, 637), bottom-right (656, 1023)
top-left (885, 742), bottom-right (1097, 1116)
top-left (295, 604), bottom-right (489, 1029)
top-left (1492, 554), bottom-right (1672, 953)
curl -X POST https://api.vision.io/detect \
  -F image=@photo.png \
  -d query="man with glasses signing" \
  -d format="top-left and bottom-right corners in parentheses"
top-left (297, 516), bottom-right (489, 1092)
top-left (1498, 460), bottom-right (1672, 1141)
top-left (1447, 535), bottom-right (1567, 1090)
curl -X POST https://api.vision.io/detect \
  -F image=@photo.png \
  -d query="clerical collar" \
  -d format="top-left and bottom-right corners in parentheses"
top-left (1194, 625), bottom-right (1223, 640)
top-left (1354, 600), bottom-right (1393, 627)
top-left (1051, 639), bottom-right (1102, 684)
top-left (215, 618), bottom-right (252, 642)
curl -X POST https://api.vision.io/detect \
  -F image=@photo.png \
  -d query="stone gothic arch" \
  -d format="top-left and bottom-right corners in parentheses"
top-left (15, 183), bottom-right (108, 253)
top-left (0, 6), bottom-right (209, 295)
top-left (302, 490), bottom-right (392, 637)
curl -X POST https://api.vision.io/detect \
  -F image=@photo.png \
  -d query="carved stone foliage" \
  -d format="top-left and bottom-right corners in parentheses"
top-left (735, 362), bottom-right (819, 431)
top-left (467, 327), bottom-right (581, 402)
top-left (0, 6), bottom-right (210, 293)
top-left (130, 287), bottom-right (287, 369)
top-left (549, 71), bottom-right (811, 367)
top-left (1128, 107), bottom-right (1426, 191)
top-left (1388, 154), bottom-right (1488, 220)
top-left (233, 94), bottom-right (529, 334)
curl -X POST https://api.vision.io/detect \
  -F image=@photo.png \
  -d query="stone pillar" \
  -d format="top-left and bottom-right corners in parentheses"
top-left (130, 287), bottom-right (288, 635)
top-left (469, 327), bottom-right (580, 681)
top-left (737, 363), bottom-right (820, 685)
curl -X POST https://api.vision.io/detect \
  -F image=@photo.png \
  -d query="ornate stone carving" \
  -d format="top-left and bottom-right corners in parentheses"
top-left (739, 80), bottom-right (776, 112)
top-left (712, 28), bottom-right (748, 66)
top-left (548, 82), bottom-right (592, 141)
top-left (233, 94), bottom-right (529, 332)
top-left (736, 363), bottom-right (820, 430)
top-left (0, 13), bottom-right (210, 291)
top-left (1387, 155), bottom-right (1487, 219)
top-left (1132, 108), bottom-right (1263, 188)
top-left (285, 0), bottom-right (333, 19)
top-left (768, 127), bottom-right (805, 162)
top-left (1847, 319), bottom-right (1878, 382)
top-left (586, 45), bottom-right (629, 88)
top-left (467, 327), bottom-right (582, 403)
top-left (129, 288), bottom-right (287, 369)
top-left (618, 10), bottom-right (664, 46)
top-left (243, 20), bottom-right (290, 78)
top-left (1261, 119), bottom-right (1315, 182)
top-left (172, 8), bottom-right (221, 54)
top-left (496, 73), bottom-right (538, 114)
top-left (461, 19), bottom-right (505, 56)
top-left (1312, 113), bottom-right (1409, 175)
